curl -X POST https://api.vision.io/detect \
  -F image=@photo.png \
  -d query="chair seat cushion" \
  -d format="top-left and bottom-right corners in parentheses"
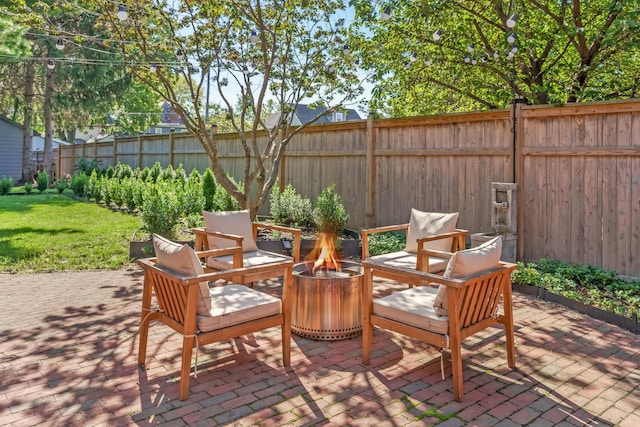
top-left (206, 249), bottom-right (292, 270)
top-left (373, 286), bottom-right (449, 335)
top-left (366, 251), bottom-right (449, 274)
top-left (196, 284), bottom-right (281, 332)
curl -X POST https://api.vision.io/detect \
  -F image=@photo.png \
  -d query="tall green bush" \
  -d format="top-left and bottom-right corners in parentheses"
top-left (54, 178), bottom-right (68, 194)
top-left (70, 173), bottom-right (88, 197)
top-left (139, 183), bottom-right (181, 238)
top-left (36, 170), bottom-right (49, 193)
top-left (313, 184), bottom-right (349, 233)
top-left (202, 168), bottom-right (217, 211)
top-left (0, 176), bottom-right (13, 195)
top-left (270, 183), bottom-right (313, 227)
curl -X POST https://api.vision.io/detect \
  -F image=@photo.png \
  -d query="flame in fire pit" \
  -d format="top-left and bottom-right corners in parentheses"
top-left (305, 231), bottom-right (341, 274)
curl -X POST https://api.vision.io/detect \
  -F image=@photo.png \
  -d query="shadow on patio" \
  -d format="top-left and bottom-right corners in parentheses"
top-left (0, 268), bottom-right (638, 426)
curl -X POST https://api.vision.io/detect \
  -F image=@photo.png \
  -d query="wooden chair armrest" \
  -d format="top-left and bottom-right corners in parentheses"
top-left (137, 257), bottom-right (294, 286)
top-left (252, 222), bottom-right (301, 262)
top-left (361, 223), bottom-right (409, 259)
top-left (192, 227), bottom-right (245, 251)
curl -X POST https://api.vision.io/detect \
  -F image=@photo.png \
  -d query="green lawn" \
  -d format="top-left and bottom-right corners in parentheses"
top-left (0, 193), bottom-right (142, 273)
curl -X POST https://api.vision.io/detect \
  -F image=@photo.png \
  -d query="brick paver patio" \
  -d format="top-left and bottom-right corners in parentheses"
top-left (1, 267), bottom-right (638, 426)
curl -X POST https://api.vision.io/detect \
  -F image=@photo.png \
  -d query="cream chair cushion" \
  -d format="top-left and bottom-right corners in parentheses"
top-left (152, 234), bottom-right (211, 316)
top-left (207, 249), bottom-right (292, 270)
top-left (373, 286), bottom-right (449, 334)
top-left (202, 209), bottom-right (259, 252)
top-left (405, 209), bottom-right (459, 253)
top-left (196, 284), bottom-right (281, 332)
top-left (365, 251), bottom-right (449, 274)
top-left (433, 235), bottom-right (503, 316)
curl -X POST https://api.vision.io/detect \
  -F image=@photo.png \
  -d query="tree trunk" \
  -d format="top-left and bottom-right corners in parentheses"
top-left (22, 60), bottom-right (35, 183)
top-left (43, 63), bottom-right (56, 181)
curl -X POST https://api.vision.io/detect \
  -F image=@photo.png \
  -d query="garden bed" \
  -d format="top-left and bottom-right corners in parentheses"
top-left (512, 283), bottom-right (639, 334)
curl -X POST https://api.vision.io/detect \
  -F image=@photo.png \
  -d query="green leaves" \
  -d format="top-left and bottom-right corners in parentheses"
top-left (350, 0), bottom-right (640, 116)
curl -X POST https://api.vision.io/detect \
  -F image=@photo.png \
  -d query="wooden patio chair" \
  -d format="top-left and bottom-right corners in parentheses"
top-left (137, 234), bottom-right (293, 401)
top-left (362, 235), bottom-right (517, 402)
top-left (361, 209), bottom-right (468, 287)
top-left (192, 209), bottom-right (301, 285)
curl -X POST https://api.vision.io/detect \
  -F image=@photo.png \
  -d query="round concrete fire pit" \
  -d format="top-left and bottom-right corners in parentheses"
top-left (291, 260), bottom-right (363, 341)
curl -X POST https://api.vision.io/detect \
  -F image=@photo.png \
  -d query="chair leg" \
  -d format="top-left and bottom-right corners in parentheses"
top-left (179, 336), bottom-right (195, 401)
top-left (138, 272), bottom-right (154, 367)
top-left (502, 279), bottom-right (517, 369)
top-left (362, 267), bottom-right (373, 364)
top-left (450, 342), bottom-right (464, 402)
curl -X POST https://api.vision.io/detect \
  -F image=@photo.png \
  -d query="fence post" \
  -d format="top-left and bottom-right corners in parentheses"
top-left (137, 135), bottom-right (142, 169)
top-left (513, 99), bottom-right (526, 261)
top-left (365, 112), bottom-right (376, 227)
top-left (112, 136), bottom-right (117, 167)
top-left (169, 128), bottom-right (175, 167)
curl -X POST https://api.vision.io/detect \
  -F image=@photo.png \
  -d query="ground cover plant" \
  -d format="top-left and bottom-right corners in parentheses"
top-left (0, 193), bottom-right (140, 273)
top-left (512, 260), bottom-right (640, 319)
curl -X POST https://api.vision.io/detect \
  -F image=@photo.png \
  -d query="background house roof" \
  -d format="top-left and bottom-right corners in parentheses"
top-left (264, 104), bottom-right (362, 129)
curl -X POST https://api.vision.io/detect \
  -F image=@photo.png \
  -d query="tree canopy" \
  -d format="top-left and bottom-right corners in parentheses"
top-left (90, 0), bottom-right (367, 217)
top-left (350, 0), bottom-right (640, 116)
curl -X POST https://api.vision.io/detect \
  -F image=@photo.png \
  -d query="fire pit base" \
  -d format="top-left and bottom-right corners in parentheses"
top-left (291, 261), bottom-right (363, 341)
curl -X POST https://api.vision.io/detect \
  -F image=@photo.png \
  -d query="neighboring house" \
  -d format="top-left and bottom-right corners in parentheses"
top-left (32, 133), bottom-right (71, 152)
top-left (0, 115), bottom-right (24, 182)
top-left (265, 104), bottom-right (361, 129)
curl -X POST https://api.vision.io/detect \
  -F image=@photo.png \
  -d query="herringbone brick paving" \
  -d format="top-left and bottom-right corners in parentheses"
top-left (0, 267), bottom-right (638, 426)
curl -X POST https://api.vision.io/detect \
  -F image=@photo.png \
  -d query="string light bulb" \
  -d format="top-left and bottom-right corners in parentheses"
top-left (117, 4), bottom-right (128, 21)
top-left (467, 43), bottom-right (474, 53)
top-left (175, 48), bottom-right (184, 60)
top-left (343, 44), bottom-right (350, 56)
top-left (506, 14), bottom-right (517, 28)
top-left (149, 64), bottom-right (157, 72)
top-left (432, 29), bottom-right (442, 41)
top-left (249, 30), bottom-right (258, 43)
top-left (425, 58), bottom-right (432, 66)
top-left (507, 32), bottom-right (516, 44)
top-left (409, 52), bottom-right (417, 62)
top-left (464, 54), bottom-right (470, 63)
top-left (511, 45), bottom-right (518, 54)
top-left (47, 58), bottom-right (55, 69)
top-left (242, 65), bottom-right (249, 74)
top-left (493, 50), bottom-right (500, 59)
top-left (381, 6), bottom-right (391, 21)
top-left (273, 56), bottom-right (280, 65)
top-left (55, 37), bottom-right (65, 50)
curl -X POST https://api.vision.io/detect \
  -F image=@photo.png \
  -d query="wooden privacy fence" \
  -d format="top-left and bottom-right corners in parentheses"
top-left (55, 99), bottom-right (640, 277)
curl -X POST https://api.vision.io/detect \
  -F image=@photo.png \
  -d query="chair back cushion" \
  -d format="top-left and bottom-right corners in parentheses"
top-left (433, 235), bottom-right (502, 316)
top-left (405, 209), bottom-right (459, 253)
top-left (152, 234), bottom-right (211, 316)
top-left (202, 209), bottom-right (259, 253)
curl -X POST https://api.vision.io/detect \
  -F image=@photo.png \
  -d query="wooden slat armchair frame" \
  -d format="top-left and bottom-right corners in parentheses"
top-left (137, 252), bottom-right (293, 401)
top-left (361, 223), bottom-right (469, 286)
top-left (192, 221), bottom-right (301, 284)
top-left (362, 249), bottom-right (517, 402)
